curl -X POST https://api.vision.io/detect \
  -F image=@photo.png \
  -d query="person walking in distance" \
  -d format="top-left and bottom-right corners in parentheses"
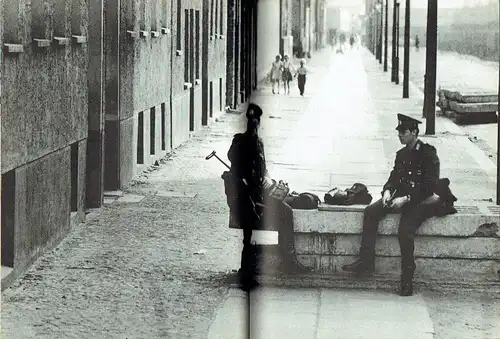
top-left (342, 114), bottom-right (441, 296)
top-left (296, 59), bottom-right (308, 96)
top-left (281, 55), bottom-right (295, 95)
top-left (270, 55), bottom-right (283, 94)
top-left (415, 35), bottom-right (420, 51)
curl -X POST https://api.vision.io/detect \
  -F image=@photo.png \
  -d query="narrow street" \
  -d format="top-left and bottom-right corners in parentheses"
top-left (2, 47), bottom-right (499, 339)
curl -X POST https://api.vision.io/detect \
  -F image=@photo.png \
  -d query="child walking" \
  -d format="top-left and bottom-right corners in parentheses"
top-left (281, 55), bottom-right (295, 95)
top-left (296, 58), bottom-right (308, 96)
top-left (270, 55), bottom-right (283, 94)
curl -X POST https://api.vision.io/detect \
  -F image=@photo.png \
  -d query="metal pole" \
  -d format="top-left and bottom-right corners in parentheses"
top-left (379, 2), bottom-right (383, 63)
top-left (395, 2), bottom-right (400, 84)
top-left (424, 0), bottom-right (437, 135)
top-left (376, 10), bottom-right (379, 58)
top-left (403, 0), bottom-right (410, 98)
top-left (384, 0), bottom-right (389, 71)
top-left (391, 0), bottom-right (397, 81)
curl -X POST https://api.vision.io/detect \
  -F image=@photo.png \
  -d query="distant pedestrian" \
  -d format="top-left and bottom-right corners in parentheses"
top-left (415, 35), bottom-right (420, 51)
top-left (281, 55), bottom-right (295, 95)
top-left (269, 55), bottom-right (283, 94)
top-left (296, 59), bottom-right (308, 96)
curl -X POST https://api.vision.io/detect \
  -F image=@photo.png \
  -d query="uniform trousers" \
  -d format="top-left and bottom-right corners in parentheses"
top-left (359, 198), bottom-right (438, 275)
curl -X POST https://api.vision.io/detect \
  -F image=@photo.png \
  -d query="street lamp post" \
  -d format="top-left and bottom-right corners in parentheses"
top-left (424, 0), bottom-right (438, 135)
top-left (403, 0), bottom-right (410, 98)
top-left (384, 0), bottom-right (388, 71)
top-left (391, 0), bottom-right (397, 81)
top-left (379, 1), bottom-right (383, 64)
top-left (395, 1), bottom-right (400, 84)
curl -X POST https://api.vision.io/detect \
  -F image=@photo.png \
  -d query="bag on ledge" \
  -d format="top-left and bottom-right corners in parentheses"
top-left (284, 192), bottom-right (321, 210)
top-left (324, 183), bottom-right (373, 206)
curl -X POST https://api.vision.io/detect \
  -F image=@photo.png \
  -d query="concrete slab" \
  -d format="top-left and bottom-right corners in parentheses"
top-left (316, 290), bottom-right (434, 339)
top-left (293, 209), bottom-right (498, 237)
top-left (296, 255), bottom-right (500, 281)
top-left (207, 288), bottom-right (319, 339)
top-left (103, 190), bottom-right (124, 197)
top-left (155, 190), bottom-right (197, 198)
top-left (115, 194), bottom-right (145, 203)
top-left (294, 234), bottom-right (500, 259)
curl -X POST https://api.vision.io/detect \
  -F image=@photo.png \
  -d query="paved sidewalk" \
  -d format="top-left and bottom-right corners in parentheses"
top-left (208, 48), bottom-right (500, 339)
top-left (252, 47), bottom-right (496, 204)
top-left (208, 287), bottom-right (435, 339)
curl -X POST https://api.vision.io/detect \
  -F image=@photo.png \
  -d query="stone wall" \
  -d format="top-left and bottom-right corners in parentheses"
top-left (1, 0), bottom-right (88, 271)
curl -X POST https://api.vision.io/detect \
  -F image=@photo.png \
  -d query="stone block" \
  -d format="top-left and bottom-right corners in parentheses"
top-left (296, 255), bottom-right (500, 282)
top-left (14, 148), bottom-right (71, 270)
top-left (448, 100), bottom-right (498, 113)
top-left (294, 234), bottom-right (500, 259)
top-left (293, 208), bottom-right (499, 237)
top-left (457, 92), bottom-right (498, 103)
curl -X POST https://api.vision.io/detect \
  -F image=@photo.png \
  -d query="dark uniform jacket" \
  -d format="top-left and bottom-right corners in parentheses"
top-left (226, 132), bottom-right (268, 224)
top-left (383, 139), bottom-right (440, 204)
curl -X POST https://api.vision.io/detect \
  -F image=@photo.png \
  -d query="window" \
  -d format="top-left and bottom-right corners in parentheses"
top-left (71, 143), bottom-right (78, 212)
top-left (195, 10), bottom-right (200, 79)
top-left (210, 0), bottom-right (214, 35)
top-left (184, 9), bottom-right (189, 82)
top-left (161, 103), bottom-right (166, 151)
top-left (1, 170), bottom-right (15, 267)
top-left (219, 0), bottom-right (223, 33)
top-left (215, 0), bottom-right (218, 34)
top-left (176, 0), bottom-right (182, 50)
top-left (150, 107), bottom-right (156, 155)
top-left (137, 111), bottom-right (144, 164)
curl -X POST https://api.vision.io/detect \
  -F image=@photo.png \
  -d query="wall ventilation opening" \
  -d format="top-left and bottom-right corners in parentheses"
top-left (70, 143), bottom-right (78, 212)
top-left (137, 111), bottom-right (144, 164)
top-left (219, 78), bottom-right (223, 112)
top-left (150, 107), bottom-right (156, 155)
top-left (161, 103), bottom-right (166, 151)
top-left (1, 170), bottom-right (15, 267)
top-left (209, 81), bottom-right (213, 118)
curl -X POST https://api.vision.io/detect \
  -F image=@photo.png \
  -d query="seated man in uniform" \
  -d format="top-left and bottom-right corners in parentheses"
top-left (342, 114), bottom-right (441, 296)
top-left (225, 103), bottom-right (309, 290)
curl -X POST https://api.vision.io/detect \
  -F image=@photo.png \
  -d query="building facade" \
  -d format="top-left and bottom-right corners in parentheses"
top-left (1, 0), bottom-right (88, 276)
top-left (203, 0), bottom-right (228, 121)
top-left (1, 0), bottom-right (320, 287)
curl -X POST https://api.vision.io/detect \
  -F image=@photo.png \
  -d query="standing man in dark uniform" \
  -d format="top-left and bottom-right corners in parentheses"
top-left (225, 104), bottom-right (309, 291)
top-left (342, 114), bottom-right (441, 296)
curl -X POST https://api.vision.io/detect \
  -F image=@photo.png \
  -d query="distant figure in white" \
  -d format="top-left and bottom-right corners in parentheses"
top-left (269, 55), bottom-right (283, 94)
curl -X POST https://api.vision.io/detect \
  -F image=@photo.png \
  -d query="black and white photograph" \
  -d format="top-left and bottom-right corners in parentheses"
top-left (1, 0), bottom-right (499, 338)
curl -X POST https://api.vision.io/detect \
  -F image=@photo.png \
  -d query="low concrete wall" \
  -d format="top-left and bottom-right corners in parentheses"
top-left (290, 205), bottom-right (500, 283)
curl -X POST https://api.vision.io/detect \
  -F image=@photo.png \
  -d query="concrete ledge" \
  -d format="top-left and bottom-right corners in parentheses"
top-left (293, 206), bottom-right (499, 237)
top-left (256, 273), bottom-right (500, 294)
top-left (448, 100), bottom-right (498, 113)
top-left (294, 234), bottom-right (500, 259)
top-left (246, 244), bottom-right (500, 286)
top-left (296, 255), bottom-right (500, 282)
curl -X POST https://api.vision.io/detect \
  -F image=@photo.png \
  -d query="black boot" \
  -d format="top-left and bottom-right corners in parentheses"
top-left (399, 277), bottom-right (413, 296)
top-left (283, 253), bottom-right (312, 274)
top-left (238, 245), bottom-right (260, 292)
top-left (342, 259), bottom-right (375, 276)
top-left (280, 242), bottom-right (312, 274)
top-left (399, 268), bottom-right (414, 296)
